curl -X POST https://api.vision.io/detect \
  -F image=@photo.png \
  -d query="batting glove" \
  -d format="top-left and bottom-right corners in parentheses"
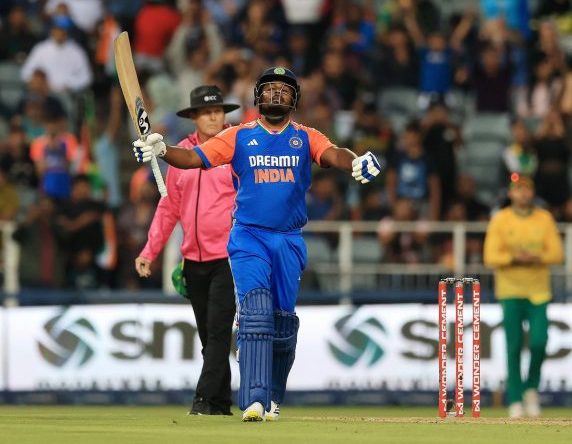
top-left (351, 151), bottom-right (382, 184)
top-left (133, 133), bottom-right (166, 163)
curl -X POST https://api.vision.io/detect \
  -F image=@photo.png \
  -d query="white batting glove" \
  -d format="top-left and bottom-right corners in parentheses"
top-left (132, 133), bottom-right (166, 163)
top-left (351, 151), bottom-right (382, 184)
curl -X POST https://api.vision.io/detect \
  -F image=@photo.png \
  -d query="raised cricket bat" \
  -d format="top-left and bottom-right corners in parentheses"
top-left (114, 31), bottom-right (167, 197)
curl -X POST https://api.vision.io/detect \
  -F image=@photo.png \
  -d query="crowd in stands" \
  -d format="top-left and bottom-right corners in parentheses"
top-left (0, 0), bottom-right (571, 290)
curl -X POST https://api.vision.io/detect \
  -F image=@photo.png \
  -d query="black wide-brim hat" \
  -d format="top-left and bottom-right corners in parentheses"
top-left (176, 85), bottom-right (240, 118)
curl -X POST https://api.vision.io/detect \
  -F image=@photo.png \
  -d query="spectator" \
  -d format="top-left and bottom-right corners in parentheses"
top-left (232, 0), bottom-right (285, 58)
top-left (478, 15), bottom-right (528, 94)
top-left (561, 56), bottom-right (572, 116)
top-left (472, 43), bottom-right (512, 113)
top-left (44, 0), bottom-right (104, 34)
top-left (322, 50), bottom-right (360, 111)
top-left (530, 20), bottom-right (566, 73)
top-left (455, 175), bottom-right (490, 221)
top-left (480, 0), bottom-right (531, 40)
top-left (402, 4), bottom-right (471, 108)
top-left (281, 0), bottom-right (327, 69)
top-left (94, 10), bottom-right (122, 88)
top-left (281, 0), bottom-right (325, 26)
top-left (299, 89), bottom-right (334, 137)
top-left (0, 167), bottom-right (19, 221)
top-left (134, 0), bottom-right (181, 72)
top-left (306, 171), bottom-right (344, 221)
top-left (297, 70), bottom-right (328, 113)
top-left (224, 48), bottom-right (259, 120)
top-left (421, 100), bottom-right (461, 213)
top-left (333, 1), bottom-right (375, 63)
top-left (29, 110), bottom-right (83, 200)
top-left (166, 0), bottom-right (223, 75)
top-left (20, 15), bottom-right (93, 92)
top-left (203, 0), bottom-right (247, 32)
top-left (43, 1), bottom-right (89, 48)
top-left (351, 92), bottom-right (394, 158)
top-left (107, 0), bottom-right (144, 37)
top-left (517, 55), bottom-right (563, 119)
top-left (0, 5), bottom-right (37, 63)
top-left (16, 69), bottom-right (66, 120)
top-left (144, 72), bottom-right (191, 145)
top-left (433, 200), bottom-right (469, 270)
top-left (286, 27), bottom-right (316, 77)
top-left (174, 30), bottom-right (211, 101)
top-left (56, 174), bottom-right (105, 289)
top-left (359, 187), bottom-right (387, 221)
top-left (12, 196), bottom-right (64, 288)
top-left (0, 124), bottom-right (37, 191)
top-left (534, 108), bottom-right (570, 217)
top-left (502, 118), bottom-right (538, 180)
top-left (377, 198), bottom-right (430, 264)
top-left (386, 121), bottom-right (441, 220)
top-left (93, 86), bottom-right (123, 210)
top-left (375, 25), bottom-right (419, 89)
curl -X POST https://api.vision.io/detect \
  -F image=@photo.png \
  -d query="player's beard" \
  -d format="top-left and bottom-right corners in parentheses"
top-left (260, 103), bottom-right (291, 124)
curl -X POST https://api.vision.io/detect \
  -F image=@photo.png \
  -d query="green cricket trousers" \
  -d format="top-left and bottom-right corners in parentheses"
top-left (500, 299), bottom-right (549, 404)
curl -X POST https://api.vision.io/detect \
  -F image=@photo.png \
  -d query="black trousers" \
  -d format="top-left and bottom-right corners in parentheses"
top-left (183, 258), bottom-right (235, 411)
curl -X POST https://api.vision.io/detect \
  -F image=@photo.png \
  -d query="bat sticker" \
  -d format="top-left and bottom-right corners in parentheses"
top-left (135, 96), bottom-right (150, 136)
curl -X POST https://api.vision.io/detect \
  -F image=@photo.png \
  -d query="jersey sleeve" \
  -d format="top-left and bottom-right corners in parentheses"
top-left (194, 126), bottom-right (239, 168)
top-left (305, 126), bottom-right (335, 166)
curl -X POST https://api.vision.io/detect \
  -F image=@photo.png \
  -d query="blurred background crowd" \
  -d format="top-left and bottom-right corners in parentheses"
top-left (0, 0), bottom-right (571, 292)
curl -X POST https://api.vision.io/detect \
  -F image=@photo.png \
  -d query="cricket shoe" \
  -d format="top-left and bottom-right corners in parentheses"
top-left (265, 401), bottom-right (280, 421)
top-left (242, 402), bottom-right (265, 422)
top-left (523, 389), bottom-right (541, 417)
top-left (188, 397), bottom-right (232, 416)
top-left (508, 402), bottom-right (524, 418)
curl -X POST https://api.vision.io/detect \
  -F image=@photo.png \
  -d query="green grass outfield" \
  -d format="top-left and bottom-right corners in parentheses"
top-left (1, 406), bottom-right (571, 444)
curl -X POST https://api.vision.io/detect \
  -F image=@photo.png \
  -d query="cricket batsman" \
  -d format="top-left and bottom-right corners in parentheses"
top-left (133, 67), bottom-right (382, 421)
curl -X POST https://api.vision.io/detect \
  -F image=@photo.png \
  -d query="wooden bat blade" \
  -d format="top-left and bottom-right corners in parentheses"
top-left (114, 31), bottom-right (150, 138)
top-left (114, 31), bottom-right (166, 197)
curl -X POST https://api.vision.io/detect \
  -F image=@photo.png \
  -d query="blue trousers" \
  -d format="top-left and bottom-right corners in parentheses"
top-left (228, 223), bottom-right (307, 313)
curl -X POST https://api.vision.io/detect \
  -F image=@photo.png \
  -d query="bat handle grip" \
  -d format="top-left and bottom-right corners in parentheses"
top-left (151, 155), bottom-right (167, 197)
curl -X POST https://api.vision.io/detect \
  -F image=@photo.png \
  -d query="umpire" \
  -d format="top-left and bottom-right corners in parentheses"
top-left (135, 85), bottom-right (238, 415)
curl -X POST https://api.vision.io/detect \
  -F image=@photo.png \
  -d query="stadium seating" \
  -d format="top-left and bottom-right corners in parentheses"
top-left (459, 113), bottom-right (511, 204)
top-left (0, 62), bottom-right (24, 110)
top-left (378, 87), bottom-right (419, 132)
top-left (351, 237), bottom-right (383, 263)
top-left (463, 113), bottom-right (511, 145)
top-left (304, 235), bottom-right (334, 263)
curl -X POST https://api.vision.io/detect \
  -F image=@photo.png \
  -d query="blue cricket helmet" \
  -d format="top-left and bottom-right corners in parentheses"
top-left (254, 66), bottom-right (300, 108)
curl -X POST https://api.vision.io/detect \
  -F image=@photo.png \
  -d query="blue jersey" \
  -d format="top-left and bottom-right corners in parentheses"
top-left (195, 119), bottom-right (333, 231)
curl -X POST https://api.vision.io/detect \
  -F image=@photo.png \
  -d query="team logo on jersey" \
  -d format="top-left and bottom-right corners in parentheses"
top-left (289, 136), bottom-right (303, 149)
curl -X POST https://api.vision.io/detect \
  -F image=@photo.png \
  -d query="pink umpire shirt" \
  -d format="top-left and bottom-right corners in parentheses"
top-left (139, 130), bottom-right (236, 262)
